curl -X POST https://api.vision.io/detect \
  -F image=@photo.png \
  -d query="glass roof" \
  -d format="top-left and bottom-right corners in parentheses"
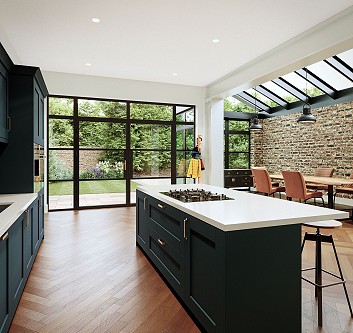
top-left (230, 47), bottom-right (353, 116)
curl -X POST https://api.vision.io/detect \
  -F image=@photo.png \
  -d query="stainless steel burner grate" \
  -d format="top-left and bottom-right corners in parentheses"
top-left (160, 189), bottom-right (234, 203)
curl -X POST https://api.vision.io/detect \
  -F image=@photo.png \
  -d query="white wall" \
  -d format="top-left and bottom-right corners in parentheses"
top-left (43, 71), bottom-right (211, 183)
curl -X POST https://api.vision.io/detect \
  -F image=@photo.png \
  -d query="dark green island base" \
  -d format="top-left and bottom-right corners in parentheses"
top-left (136, 189), bottom-right (301, 333)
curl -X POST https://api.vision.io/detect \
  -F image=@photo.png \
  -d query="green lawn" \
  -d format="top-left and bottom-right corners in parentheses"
top-left (49, 180), bottom-right (139, 196)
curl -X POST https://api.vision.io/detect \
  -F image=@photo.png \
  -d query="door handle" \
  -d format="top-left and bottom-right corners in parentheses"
top-left (157, 238), bottom-right (166, 247)
top-left (25, 209), bottom-right (29, 228)
top-left (124, 160), bottom-right (127, 171)
top-left (1, 232), bottom-right (8, 241)
top-left (183, 218), bottom-right (188, 240)
top-left (39, 194), bottom-right (43, 207)
top-left (157, 203), bottom-right (165, 209)
top-left (143, 197), bottom-right (147, 211)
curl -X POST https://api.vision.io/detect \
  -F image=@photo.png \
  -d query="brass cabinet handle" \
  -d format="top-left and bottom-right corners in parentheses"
top-left (39, 194), bottom-right (43, 207)
top-left (25, 209), bottom-right (29, 228)
top-left (7, 116), bottom-right (11, 132)
top-left (157, 238), bottom-right (166, 247)
top-left (124, 160), bottom-right (127, 171)
top-left (1, 232), bottom-right (8, 241)
top-left (157, 203), bottom-right (165, 209)
top-left (183, 218), bottom-right (188, 240)
top-left (143, 197), bottom-right (147, 211)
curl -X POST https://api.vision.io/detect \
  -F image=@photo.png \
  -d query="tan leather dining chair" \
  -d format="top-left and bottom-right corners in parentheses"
top-left (251, 168), bottom-right (285, 198)
top-left (306, 167), bottom-right (334, 191)
top-left (282, 170), bottom-right (324, 206)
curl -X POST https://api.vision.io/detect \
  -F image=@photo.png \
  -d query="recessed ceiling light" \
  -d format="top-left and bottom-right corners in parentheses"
top-left (212, 38), bottom-right (220, 43)
top-left (172, 73), bottom-right (178, 76)
top-left (92, 18), bottom-right (100, 23)
top-left (85, 63), bottom-right (92, 66)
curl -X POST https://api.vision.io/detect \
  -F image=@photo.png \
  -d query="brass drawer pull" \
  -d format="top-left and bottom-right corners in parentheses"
top-left (183, 218), bottom-right (188, 240)
top-left (1, 232), bottom-right (8, 241)
top-left (143, 197), bottom-right (147, 211)
top-left (25, 209), bottom-right (29, 228)
top-left (157, 238), bottom-right (166, 246)
top-left (7, 116), bottom-right (11, 132)
top-left (157, 203), bottom-right (165, 209)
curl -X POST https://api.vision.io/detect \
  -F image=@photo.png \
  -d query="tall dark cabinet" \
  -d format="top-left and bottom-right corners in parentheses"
top-left (0, 44), bottom-right (13, 144)
top-left (0, 65), bottom-right (48, 194)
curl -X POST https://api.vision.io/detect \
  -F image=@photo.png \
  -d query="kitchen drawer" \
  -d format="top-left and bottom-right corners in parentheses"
top-left (149, 217), bottom-right (181, 252)
top-left (149, 196), bottom-right (184, 238)
top-left (148, 226), bottom-right (183, 295)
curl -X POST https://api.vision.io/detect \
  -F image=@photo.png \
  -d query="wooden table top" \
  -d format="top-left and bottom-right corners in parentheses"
top-left (270, 174), bottom-right (353, 186)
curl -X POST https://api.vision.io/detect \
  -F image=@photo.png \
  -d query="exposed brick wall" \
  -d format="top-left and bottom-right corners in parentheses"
top-left (250, 102), bottom-right (353, 197)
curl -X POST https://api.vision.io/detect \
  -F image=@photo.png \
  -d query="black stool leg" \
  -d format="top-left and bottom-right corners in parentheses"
top-left (330, 235), bottom-right (353, 317)
top-left (315, 228), bottom-right (323, 326)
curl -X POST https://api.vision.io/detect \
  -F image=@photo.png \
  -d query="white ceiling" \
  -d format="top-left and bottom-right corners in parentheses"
top-left (0, 0), bottom-right (353, 87)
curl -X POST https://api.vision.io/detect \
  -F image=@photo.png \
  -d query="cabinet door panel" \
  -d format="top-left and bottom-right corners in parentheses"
top-left (39, 191), bottom-right (44, 239)
top-left (32, 198), bottom-right (40, 253)
top-left (9, 214), bottom-right (25, 310)
top-left (23, 208), bottom-right (33, 275)
top-left (0, 231), bottom-right (10, 333)
top-left (0, 63), bottom-right (8, 143)
top-left (184, 216), bottom-right (225, 333)
top-left (136, 193), bottom-right (148, 250)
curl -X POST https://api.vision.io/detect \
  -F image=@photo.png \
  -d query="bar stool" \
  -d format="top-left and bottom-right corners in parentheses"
top-left (301, 220), bottom-right (353, 327)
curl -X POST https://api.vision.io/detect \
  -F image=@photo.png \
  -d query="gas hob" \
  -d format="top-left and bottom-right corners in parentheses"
top-left (160, 189), bottom-right (234, 203)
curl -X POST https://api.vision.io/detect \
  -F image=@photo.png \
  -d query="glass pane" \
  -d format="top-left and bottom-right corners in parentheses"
top-left (48, 150), bottom-right (73, 180)
top-left (79, 150), bottom-right (125, 180)
top-left (78, 99), bottom-right (127, 118)
top-left (337, 48), bottom-right (353, 68)
top-left (49, 97), bottom-right (74, 116)
top-left (49, 181), bottom-right (73, 210)
top-left (130, 124), bottom-right (171, 149)
top-left (307, 61), bottom-right (353, 90)
top-left (282, 72), bottom-right (324, 97)
top-left (229, 134), bottom-right (249, 152)
top-left (130, 103), bottom-right (172, 121)
top-left (176, 125), bottom-right (194, 150)
top-left (49, 119), bottom-right (74, 148)
top-left (246, 88), bottom-right (279, 107)
top-left (229, 120), bottom-right (248, 131)
top-left (79, 180), bottom-right (126, 206)
top-left (176, 107), bottom-right (195, 122)
top-left (229, 153), bottom-right (249, 169)
top-left (79, 122), bottom-right (126, 149)
top-left (262, 81), bottom-right (299, 102)
top-left (176, 152), bottom-right (192, 177)
top-left (130, 180), bottom-right (140, 204)
top-left (132, 151), bottom-right (171, 177)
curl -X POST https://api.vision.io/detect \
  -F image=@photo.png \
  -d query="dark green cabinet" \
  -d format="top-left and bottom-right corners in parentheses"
top-left (0, 62), bottom-right (9, 143)
top-left (0, 43), bottom-right (12, 144)
top-left (136, 190), bottom-right (302, 333)
top-left (0, 229), bottom-right (10, 333)
top-left (0, 194), bottom-right (43, 333)
top-left (136, 192), bottom-right (149, 251)
top-left (0, 66), bottom-right (48, 194)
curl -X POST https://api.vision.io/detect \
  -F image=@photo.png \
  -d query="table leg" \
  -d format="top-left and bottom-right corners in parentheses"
top-left (327, 185), bottom-right (334, 209)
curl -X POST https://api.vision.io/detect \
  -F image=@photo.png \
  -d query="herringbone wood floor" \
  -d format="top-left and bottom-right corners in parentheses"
top-left (8, 208), bottom-right (353, 333)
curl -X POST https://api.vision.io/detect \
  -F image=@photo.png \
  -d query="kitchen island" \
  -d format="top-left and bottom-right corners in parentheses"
top-left (136, 184), bottom-right (348, 333)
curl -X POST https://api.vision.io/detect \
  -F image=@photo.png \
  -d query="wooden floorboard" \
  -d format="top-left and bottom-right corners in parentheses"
top-left (9, 207), bottom-right (353, 333)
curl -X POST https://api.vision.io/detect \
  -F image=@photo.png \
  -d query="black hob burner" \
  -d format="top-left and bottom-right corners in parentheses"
top-left (160, 189), bottom-right (234, 203)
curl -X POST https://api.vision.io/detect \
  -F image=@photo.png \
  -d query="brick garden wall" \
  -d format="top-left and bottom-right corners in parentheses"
top-left (250, 101), bottom-right (353, 181)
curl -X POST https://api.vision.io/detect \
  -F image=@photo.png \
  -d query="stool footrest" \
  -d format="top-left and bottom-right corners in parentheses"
top-left (302, 276), bottom-right (346, 288)
top-left (302, 267), bottom-right (342, 281)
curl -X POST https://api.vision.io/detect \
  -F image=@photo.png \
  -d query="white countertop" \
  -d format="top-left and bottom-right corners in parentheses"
top-left (137, 184), bottom-right (349, 231)
top-left (0, 193), bottom-right (38, 236)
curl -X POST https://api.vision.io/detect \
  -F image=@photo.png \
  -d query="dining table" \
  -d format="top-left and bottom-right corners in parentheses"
top-left (270, 174), bottom-right (353, 209)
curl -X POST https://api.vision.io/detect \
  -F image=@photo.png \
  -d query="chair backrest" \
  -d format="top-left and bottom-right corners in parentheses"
top-left (251, 168), bottom-right (272, 194)
top-left (314, 167), bottom-right (334, 177)
top-left (282, 170), bottom-right (307, 200)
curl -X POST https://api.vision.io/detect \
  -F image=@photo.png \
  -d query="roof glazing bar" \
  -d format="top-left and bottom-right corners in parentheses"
top-left (324, 56), bottom-right (353, 83)
top-left (235, 92), bottom-right (270, 112)
top-left (295, 68), bottom-right (337, 99)
top-left (256, 85), bottom-right (289, 109)
top-left (272, 77), bottom-right (307, 101)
